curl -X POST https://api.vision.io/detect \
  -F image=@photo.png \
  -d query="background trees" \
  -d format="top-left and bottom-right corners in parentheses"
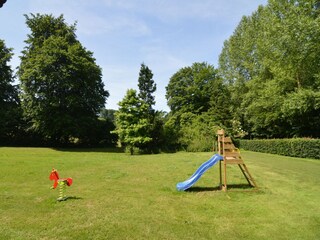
top-left (113, 89), bottom-right (152, 154)
top-left (219, 0), bottom-right (320, 138)
top-left (166, 62), bottom-right (214, 115)
top-left (18, 14), bottom-right (109, 145)
top-left (0, 40), bottom-right (21, 144)
top-left (165, 62), bottom-right (232, 151)
top-left (113, 63), bottom-right (162, 154)
top-left (2, 0), bottom-right (319, 149)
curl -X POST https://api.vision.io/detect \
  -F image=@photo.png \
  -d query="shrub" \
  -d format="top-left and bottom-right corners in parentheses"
top-left (239, 138), bottom-right (320, 159)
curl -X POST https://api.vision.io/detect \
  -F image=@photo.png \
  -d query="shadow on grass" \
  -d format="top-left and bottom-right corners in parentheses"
top-left (53, 147), bottom-right (125, 153)
top-left (187, 184), bottom-right (256, 192)
top-left (57, 196), bottom-right (83, 202)
top-left (67, 196), bottom-right (83, 200)
top-left (186, 186), bottom-right (221, 192)
top-left (225, 184), bottom-right (257, 191)
top-left (53, 147), bottom-right (178, 154)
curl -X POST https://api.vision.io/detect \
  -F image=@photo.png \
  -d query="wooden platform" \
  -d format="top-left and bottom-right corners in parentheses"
top-left (217, 130), bottom-right (257, 191)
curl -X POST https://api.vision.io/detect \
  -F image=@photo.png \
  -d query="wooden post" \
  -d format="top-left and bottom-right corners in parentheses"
top-left (217, 129), bottom-right (227, 191)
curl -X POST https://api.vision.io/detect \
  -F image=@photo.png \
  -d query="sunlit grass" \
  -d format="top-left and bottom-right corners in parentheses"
top-left (0, 148), bottom-right (319, 239)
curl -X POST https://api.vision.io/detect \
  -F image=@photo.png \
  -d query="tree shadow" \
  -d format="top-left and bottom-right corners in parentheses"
top-left (53, 147), bottom-right (179, 154)
top-left (53, 147), bottom-right (125, 153)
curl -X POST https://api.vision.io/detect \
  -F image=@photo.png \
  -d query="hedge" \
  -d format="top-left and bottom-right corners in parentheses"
top-left (239, 138), bottom-right (320, 159)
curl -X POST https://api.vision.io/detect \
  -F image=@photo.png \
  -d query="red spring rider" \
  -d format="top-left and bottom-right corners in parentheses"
top-left (49, 168), bottom-right (73, 201)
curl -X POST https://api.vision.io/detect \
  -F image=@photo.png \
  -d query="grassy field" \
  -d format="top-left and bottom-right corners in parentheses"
top-left (0, 148), bottom-right (319, 240)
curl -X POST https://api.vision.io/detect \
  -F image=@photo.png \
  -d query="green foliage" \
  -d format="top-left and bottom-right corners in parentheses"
top-left (281, 89), bottom-right (320, 137)
top-left (137, 63), bottom-right (164, 153)
top-left (179, 112), bottom-right (222, 152)
top-left (113, 89), bottom-right (152, 154)
top-left (100, 108), bottom-right (116, 123)
top-left (219, 1), bottom-right (320, 138)
top-left (166, 62), bottom-right (218, 115)
top-left (162, 114), bottom-right (181, 152)
top-left (239, 138), bottom-right (320, 159)
top-left (114, 64), bottom-right (165, 154)
top-left (0, 39), bottom-right (21, 144)
top-left (165, 62), bottom-right (232, 151)
top-left (147, 110), bottom-right (166, 153)
top-left (138, 63), bottom-right (156, 109)
top-left (18, 14), bottom-right (109, 146)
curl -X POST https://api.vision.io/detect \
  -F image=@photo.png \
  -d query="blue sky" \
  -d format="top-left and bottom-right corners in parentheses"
top-left (1, 0), bottom-right (267, 111)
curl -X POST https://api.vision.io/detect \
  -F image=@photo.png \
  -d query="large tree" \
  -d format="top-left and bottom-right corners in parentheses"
top-left (218, 0), bottom-right (320, 138)
top-left (18, 14), bottom-right (109, 145)
top-left (137, 63), bottom-right (164, 152)
top-left (166, 62), bottom-right (230, 123)
top-left (0, 39), bottom-right (21, 144)
top-left (113, 89), bottom-right (152, 154)
top-left (165, 62), bottom-right (231, 151)
top-left (166, 62), bottom-right (223, 115)
top-left (114, 64), bottom-right (163, 154)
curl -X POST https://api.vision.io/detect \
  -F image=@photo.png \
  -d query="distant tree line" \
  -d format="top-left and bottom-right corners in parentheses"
top-left (1, 0), bottom-right (319, 152)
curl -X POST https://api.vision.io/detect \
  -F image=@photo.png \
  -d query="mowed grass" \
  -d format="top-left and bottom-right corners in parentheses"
top-left (0, 148), bottom-right (319, 240)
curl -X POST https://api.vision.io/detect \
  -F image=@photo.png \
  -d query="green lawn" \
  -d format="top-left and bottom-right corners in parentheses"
top-left (0, 148), bottom-right (319, 240)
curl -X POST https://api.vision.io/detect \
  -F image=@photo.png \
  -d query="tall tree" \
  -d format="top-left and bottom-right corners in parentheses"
top-left (18, 14), bottom-right (109, 145)
top-left (113, 89), bottom-right (152, 154)
top-left (138, 63), bottom-right (156, 111)
top-left (166, 62), bottom-right (227, 115)
top-left (165, 62), bottom-right (231, 151)
top-left (0, 39), bottom-right (21, 144)
top-left (218, 1), bottom-right (320, 138)
top-left (137, 63), bottom-right (164, 152)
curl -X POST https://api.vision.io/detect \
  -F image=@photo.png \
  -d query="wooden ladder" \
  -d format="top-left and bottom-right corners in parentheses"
top-left (217, 130), bottom-right (257, 191)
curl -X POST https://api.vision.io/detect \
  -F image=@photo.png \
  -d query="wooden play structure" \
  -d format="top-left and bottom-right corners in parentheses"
top-left (217, 129), bottom-right (257, 191)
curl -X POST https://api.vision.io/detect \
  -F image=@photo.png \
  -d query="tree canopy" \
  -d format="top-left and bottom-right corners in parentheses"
top-left (113, 89), bottom-right (152, 154)
top-left (18, 14), bottom-right (109, 145)
top-left (138, 63), bottom-right (156, 111)
top-left (113, 64), bottom-right (164, 154)
top-left (165, 62), bottom-right (232, 151)
top-left (0, 39), bottom-right (20, 144)
top-left (166, 62), bottom-right (222, 115)
top-left (218, 0), bottom-right (320, 138)
top-left (2, 1), bottom-right (320, 150)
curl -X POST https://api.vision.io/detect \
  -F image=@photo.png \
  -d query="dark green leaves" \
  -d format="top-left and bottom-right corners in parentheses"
top-left (18, 14), bottom-right (109, 145)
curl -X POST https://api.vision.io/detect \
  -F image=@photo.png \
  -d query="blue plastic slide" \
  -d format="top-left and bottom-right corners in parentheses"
top-left (176, 154), bottom-right (223, 191)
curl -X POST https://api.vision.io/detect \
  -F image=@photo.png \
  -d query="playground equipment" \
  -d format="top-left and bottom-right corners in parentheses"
top-left (176, 154), bottom-right (223, 191)
top-left (49, 168), bottom-right (73, 201)
top-left (176, 129), bottom-right (257, 191)
top-left (217, 129), bottom-right (257, 191)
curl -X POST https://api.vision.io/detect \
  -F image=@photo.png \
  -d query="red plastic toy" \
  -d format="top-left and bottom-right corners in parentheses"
top-left (49, 168), bottom-right (73, 201)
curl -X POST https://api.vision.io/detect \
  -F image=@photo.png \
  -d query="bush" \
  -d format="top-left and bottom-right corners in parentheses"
top-left (239, 138), bottom-right (320, 159)
top-left (178, 112), bottom-right (221, 152)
